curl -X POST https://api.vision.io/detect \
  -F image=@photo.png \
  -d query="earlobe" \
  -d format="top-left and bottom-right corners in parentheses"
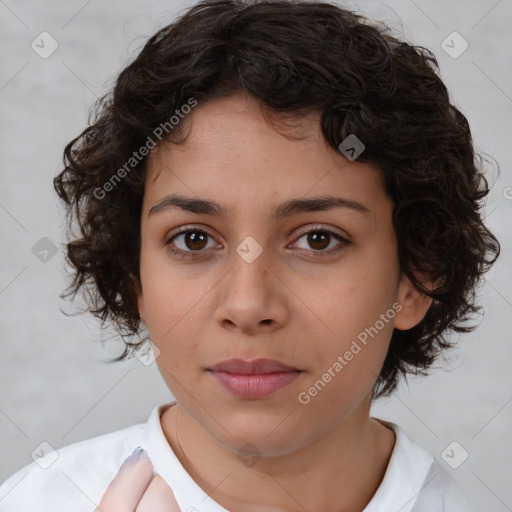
top-left (393, 271), bottom-right (435, 331)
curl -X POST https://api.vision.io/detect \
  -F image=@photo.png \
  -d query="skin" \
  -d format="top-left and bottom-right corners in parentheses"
top-left (95, 451), bottom-right (180, 511)
top-left (125, 90), bottom-right (433, 511)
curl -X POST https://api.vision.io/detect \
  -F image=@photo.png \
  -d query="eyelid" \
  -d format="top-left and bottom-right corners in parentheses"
top-left (166, 223), bottom-right (216, 240)
top-left (166, 223), bottom-right (350, 244)
top-left (293, 223), bottom-right (351, 241)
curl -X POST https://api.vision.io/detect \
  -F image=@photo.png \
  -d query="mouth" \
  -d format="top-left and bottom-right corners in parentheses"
top-left (206, 358), bottom-right (302, 399)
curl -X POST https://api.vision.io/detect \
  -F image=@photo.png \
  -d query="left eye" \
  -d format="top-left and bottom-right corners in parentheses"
top-left (292, 229), bottom-right (349, 255)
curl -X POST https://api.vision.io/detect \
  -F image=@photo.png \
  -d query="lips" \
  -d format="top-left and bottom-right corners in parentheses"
top-left (208, 358), bottom-right (299, 374)
top-left (207, 358), bottom-right (302, 399)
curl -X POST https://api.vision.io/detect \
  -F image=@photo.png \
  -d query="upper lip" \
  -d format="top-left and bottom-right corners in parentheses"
top-left (208, 358), bottom-right (300, 374)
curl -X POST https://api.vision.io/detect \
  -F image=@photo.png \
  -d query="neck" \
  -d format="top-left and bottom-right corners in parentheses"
top-left (160, 399), bottom-right (396, 512)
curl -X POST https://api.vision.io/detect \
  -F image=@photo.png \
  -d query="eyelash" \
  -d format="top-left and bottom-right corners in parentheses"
top-left (164, 224), bottom-right (351, 259)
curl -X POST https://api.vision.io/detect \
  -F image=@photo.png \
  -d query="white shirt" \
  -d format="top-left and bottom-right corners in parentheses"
top-left (0, 401), bottom-right (474, 511)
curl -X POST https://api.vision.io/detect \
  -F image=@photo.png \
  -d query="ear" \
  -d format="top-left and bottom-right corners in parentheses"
top-left (393, 270), bottom-right (436, 330)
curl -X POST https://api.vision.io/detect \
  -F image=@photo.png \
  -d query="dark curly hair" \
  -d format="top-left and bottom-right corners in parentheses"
top-left (53, 0), bottom-right (500, 399)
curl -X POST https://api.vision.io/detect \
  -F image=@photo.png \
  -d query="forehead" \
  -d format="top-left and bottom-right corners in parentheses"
top-left (143, 91), bottom-right (390, 215)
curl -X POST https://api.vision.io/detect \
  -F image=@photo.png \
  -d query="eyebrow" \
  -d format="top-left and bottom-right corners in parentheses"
top-left (148, 193), bottom-right (371, 219)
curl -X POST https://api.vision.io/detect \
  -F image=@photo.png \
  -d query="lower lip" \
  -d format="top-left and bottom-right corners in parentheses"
top-left (208, 370), bottom-right (301, 399)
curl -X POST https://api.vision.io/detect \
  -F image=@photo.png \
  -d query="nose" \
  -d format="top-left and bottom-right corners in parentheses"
top-left (214, 242), bottom-right (288, 335)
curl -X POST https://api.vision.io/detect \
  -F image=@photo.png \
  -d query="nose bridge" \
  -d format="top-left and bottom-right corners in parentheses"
top-left (227, 204), bottom-right (272, 277)
top-left (228, 234), bottom-right (272, 297)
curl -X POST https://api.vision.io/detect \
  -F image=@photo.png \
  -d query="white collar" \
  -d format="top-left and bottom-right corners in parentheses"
top-left (143, 402), bottom-right (433, 512)
top-left (363, 418), bottom-right (434, 511)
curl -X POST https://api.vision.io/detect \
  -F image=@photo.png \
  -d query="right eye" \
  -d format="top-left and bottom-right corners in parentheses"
top-left (165, 226), bottom-right (221, 258)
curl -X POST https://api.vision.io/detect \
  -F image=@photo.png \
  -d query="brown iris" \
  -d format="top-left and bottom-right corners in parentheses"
top-left (306, 231), bottom-right (330, 251)
top-left (184, 231), bottom-right (209, 251)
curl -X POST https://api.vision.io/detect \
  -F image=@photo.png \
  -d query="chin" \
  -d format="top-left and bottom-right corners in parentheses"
top-left (203, 407), bottom-right (309, 457)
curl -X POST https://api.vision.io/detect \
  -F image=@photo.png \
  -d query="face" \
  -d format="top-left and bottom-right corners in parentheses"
top-left (137, 90), bottom-right (428, 456)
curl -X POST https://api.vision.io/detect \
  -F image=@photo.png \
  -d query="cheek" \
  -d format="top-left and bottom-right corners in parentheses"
top-left (141, 251), bottom-right (207, 325)
top-left (311, 273), bottom-right (391, 334)
top-left (301, 257), bottom-right (397, 375)
top-left (300, 287), bottom-right (394, 412)
top-left (140, 275), bottom-right (208, 368)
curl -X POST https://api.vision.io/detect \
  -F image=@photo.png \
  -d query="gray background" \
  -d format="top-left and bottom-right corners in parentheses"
top-left (0, 0), bottom-right (511, 509)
